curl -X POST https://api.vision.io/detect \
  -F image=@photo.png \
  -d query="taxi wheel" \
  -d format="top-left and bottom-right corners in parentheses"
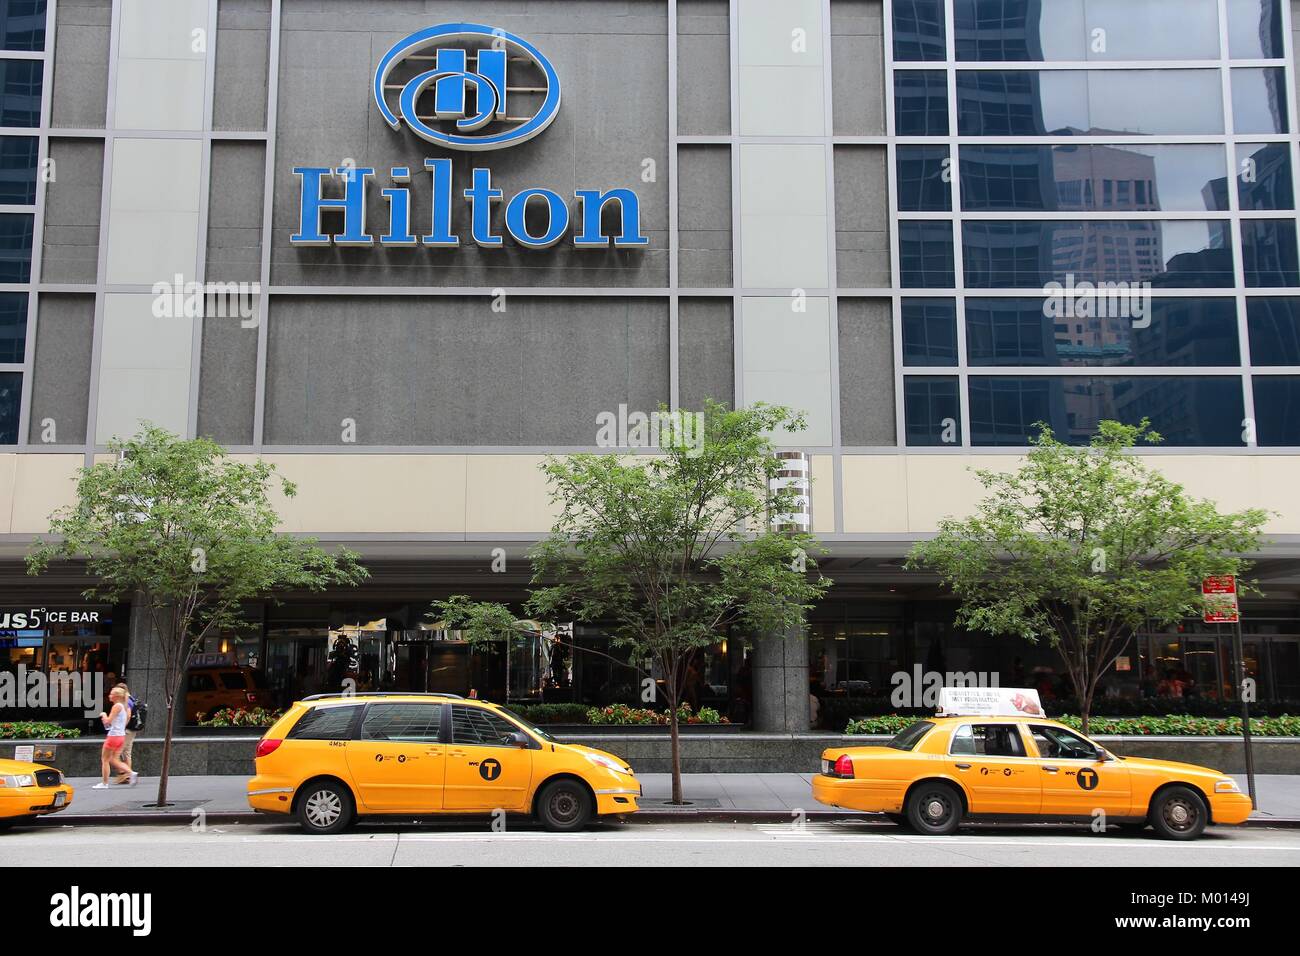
top-left (906, 782), bottom-right (963, 835)
top-left (296, 780), bottom-right (354, 835)
top-left (536, 779), bottom-right (593, 832)
top-left (1148, 786), bottom-right (1207, 841)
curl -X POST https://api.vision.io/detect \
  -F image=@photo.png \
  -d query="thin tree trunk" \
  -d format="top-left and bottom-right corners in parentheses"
top-left (156, 705), bottom-right (174, 807)
top-left (669, 701), bottom-right (682, 804)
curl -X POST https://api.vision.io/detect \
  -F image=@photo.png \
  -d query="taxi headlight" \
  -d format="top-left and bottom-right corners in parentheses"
top-left (0, 773), bottom-right (36, 788)
top-left (1215, 779), bottom-right (1241, 794)
top-left (584, 753), bottom-right (632, 775)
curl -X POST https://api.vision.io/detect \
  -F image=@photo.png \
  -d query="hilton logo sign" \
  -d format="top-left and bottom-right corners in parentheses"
top-left (291, 23), bottom-right (648, 250)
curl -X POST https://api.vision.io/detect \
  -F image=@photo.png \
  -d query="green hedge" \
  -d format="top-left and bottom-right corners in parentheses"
top-left (0, 721), bottom-right (82, 740)
top-left (843, 713), bottom-right (1300, 737)
top-left (509, 703), bottom-right (592, 725)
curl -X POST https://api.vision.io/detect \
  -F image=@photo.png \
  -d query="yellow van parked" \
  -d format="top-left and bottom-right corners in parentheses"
top-left (247, 693), bottom-right (641, 833)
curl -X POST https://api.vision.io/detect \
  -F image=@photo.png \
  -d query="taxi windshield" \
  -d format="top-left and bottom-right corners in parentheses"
top-left (494, 706), bottom-right (556, 743)
top-left (887, 720), bottom-right (934, 751)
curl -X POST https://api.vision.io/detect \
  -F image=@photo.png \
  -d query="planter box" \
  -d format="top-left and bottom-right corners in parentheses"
top-left (181, 725), bottom-right (273, 737)
top-left (538, 722), bottom-right (741, 735)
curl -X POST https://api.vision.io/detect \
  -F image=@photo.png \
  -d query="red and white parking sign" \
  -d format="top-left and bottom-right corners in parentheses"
top-left (1202, 575), bottom-right (1240, 624)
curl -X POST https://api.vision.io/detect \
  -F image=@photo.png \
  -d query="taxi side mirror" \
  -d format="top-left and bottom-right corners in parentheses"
top-left (1096, 749), bottom-right (1113, 762)
top-left (508, 731), bottom-right (530, 748)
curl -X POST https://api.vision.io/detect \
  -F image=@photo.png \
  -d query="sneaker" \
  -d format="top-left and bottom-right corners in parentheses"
top-left (92, 783), bottom-right (110, 789)
top-left (128, 772), bottom-right (139, 787)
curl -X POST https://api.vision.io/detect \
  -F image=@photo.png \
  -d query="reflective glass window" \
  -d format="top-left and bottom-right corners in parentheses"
top-left (1236, 143), bottom-right (1293, 210)
top-left (0, 135), bottom-right (37, 205)
top-left (0, 57), bottom-right (40, 127)
top-left (1227, 0), bottom-right (1285, 59)
top-left (902, 298), bottom-right (958, 366)
top-left (1231, 68), bottom-right (1289, 134)
top-left (900, 220), bottom-right (956, 288)
top-left (1253, 377), bottom-right (1300, 445)
top-left (0, 212), bottom-right (33, 282)
top-left (893, 0), bottom-right (946, 62)
top-left (1246, 297), bottom-right (1300, 365)
top-left (0, 371), bottom-right (17, 445)
top-left (955, 0), bottom-right (1220, 61)
top-left (0, 0), bottom-right (46, 52)
top-left (966, 296), bottom-right (1239, 367)
top-left (960, 144), bottom-right (1228, 212)
top-left (963, 220), bottom-right (1234, 289)
top-left (957, 70), bottom-right (1223, 136)
top-left (904, 376), bottom-right (962, 445)
top-left (1241, 219), bottom-right (1300, 287)
top-left (969, 376), bottom-right (1246, 446)
top-left (897, 145), bottom-right (951, 211)
top-left (0, 290), bottom-right (26, 363)
top-left (894, 70), bottom-right (949, 136)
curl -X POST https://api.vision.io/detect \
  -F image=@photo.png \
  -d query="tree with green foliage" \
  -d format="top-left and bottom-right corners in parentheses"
top-left (435, 401), bottom-right (830, 804)
top-left (907, 421), bottom-right (1269, 734)
top-left (27, 426), bottom-right (368, 807)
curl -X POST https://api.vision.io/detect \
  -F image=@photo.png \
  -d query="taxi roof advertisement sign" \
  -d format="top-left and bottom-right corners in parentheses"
top-left (936, 687), bottom-right (1045, 717)
top-left (1202, 575), bottom-right (1240, 624)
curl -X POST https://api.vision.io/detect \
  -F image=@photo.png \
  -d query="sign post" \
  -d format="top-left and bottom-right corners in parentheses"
top-left (1202, 575), bottom-right (1256, 809)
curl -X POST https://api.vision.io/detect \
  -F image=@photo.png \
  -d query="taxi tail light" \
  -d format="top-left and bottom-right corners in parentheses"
top-left (833, 754), bottom-right (854, 778)
top-left (254, 738), bottom-right (282, 759)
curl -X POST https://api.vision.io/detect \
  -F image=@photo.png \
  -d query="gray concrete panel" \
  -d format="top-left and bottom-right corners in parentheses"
top-left (214, 0), bottom-right (272, 131)
top-left (50, 0), bottom-right (112, 130)
top-left (263, 294), bottom-right (669, 445)
top-left (678, 145), bottom-right (732, 288)
top-left (207, 140), bottom-right (266, 284)
top-left (834, 145), bottom-right (890, 288)
top-left (678, 297), bottom-right (733, 410)
top-left (41, 138), bottom-right (104, 285)
top-left (28, 293), bottom-right (95, 445)
top-left (837, 297), bottom-right (895, 445)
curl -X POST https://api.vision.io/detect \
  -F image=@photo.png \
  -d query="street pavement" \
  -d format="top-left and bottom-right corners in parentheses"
top-left (39, 771), bottom-right (1300, 823)
top-left (5, 819), bottom-right (1300, 867)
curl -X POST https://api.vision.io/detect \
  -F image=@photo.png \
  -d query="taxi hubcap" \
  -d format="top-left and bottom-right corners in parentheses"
top-left (550, 790), bottom-right (579, 822)
top-left (1165, 799), bottom-right (1195, 829)
top-left (306, 790), bottom-right (342, 827)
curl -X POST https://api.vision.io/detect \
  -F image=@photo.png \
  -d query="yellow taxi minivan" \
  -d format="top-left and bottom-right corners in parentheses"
top-left (0, 758), bottom-right (73, 829)
top-left (247, 693), bottom-right (641, 833)
top-left (813, 689), bottom-right (1252, 840)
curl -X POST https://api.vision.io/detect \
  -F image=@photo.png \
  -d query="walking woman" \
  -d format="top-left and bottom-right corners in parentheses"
top-left (95, 686), bottom-right (138, 789)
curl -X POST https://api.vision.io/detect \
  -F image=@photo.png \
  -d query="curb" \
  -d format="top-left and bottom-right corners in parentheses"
top-left (33, 811), bottom-right (1300, 828)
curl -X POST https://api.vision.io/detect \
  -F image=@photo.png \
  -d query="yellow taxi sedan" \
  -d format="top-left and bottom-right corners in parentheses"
top-left (247, 693), bottom-right (641, 833)
top-left (0, 758), bottom-right (74, 830)
top-left (813, 714), bottom-right (1252, 840)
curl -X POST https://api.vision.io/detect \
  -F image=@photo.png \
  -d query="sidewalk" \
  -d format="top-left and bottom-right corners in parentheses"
top-left (35, 773), bottom-right (1300, 825)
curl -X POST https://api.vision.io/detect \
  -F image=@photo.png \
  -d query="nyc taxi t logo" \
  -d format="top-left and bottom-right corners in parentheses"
top-left (292, 23), bottom-right (648, 250)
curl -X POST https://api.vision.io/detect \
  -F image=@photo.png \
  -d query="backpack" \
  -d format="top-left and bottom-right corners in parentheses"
top-left (126, 697), bottom-right (147, 732)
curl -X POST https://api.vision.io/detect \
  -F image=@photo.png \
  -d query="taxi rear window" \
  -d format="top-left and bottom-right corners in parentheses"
top-left (887, 720), bottom-right (934, 751)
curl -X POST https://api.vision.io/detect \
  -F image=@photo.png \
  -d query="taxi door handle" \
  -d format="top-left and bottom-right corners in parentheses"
top-left (955, 763), bottom-right (971, 770)
top-left (1043, 766), bottom-right (1059, 773)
